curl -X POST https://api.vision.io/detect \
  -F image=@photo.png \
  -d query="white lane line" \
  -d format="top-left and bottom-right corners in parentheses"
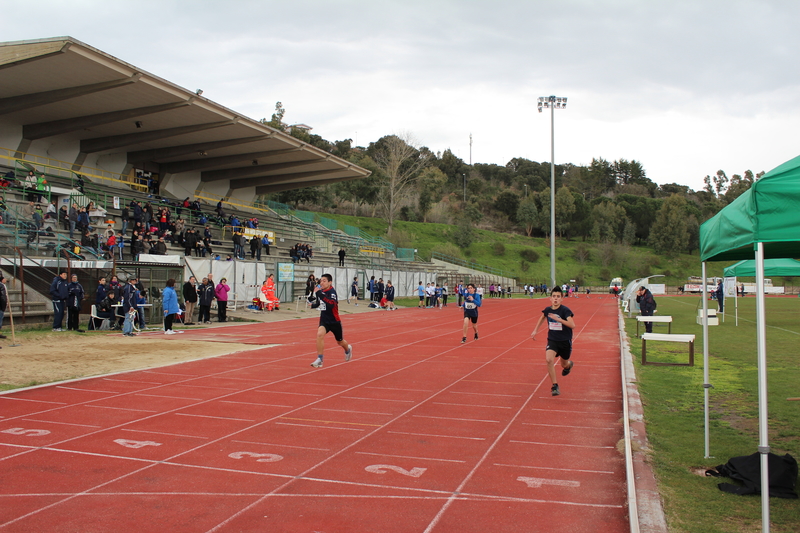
top-left (523, 423), bottom-right (619, 430)
top-left (413, 415), bottom-right (499, 423)
top-left (448, 391), bottom-right (522, 398)
top-left (142, 371), bottom-right (200, 377)
top-left (494, 463), bottom-right (615, 475)
top-left (120, 429), bottom-right (210, 439)
top-left (135, 394), bottom-right (203, 401)
top-left (364, 386), bottom-right (433, 392)
top-left (254, 390), bottom-right (324, 397)
top-left (85, 406), bottom-right (158, 413)
top-left (0, 397), bottom-right (67, 405)
top-left (528, 408), bottom-right (619, 415)
top-left (103, 378), bottom-right (163, 385)
top-left (177, 384), bottom-right (240, 391)
top-left (432, 402), bottom-right (512, 410)
top-left (287, 382), bottom-right (348, 387)
top-left (56, 386), bottom-right (117, 394)
top-left (341, 397), bottom-right (415, 403)
top-left (275, 422), bottom-right (365, 432)
top-left (387, 431), bottom-right (486, 441)
top-left (311, 408), bottom-right (393, 416)
top-left (174, 413), bottom-right (255, 422)
top-left (220, 401), bottom-right (294, 408)
top-left (510, 440), bottom-right (615, 449)
top-left (22, 419), bottom-right (101, 428)
top-left (230, 440), bottom-right (329, 451)
top-left (355, 452), bottom-right (466, 464)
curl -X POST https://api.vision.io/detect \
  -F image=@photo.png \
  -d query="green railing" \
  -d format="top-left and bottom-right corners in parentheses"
top-left (431, 251), bottom-right (509, 278)
top-left (318, 216), bottom-right (339, 231)
top-left (395, 248), bottom-right (415, 261)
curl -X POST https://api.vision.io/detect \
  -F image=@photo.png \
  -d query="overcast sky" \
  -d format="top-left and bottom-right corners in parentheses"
top-left (4, 0), bottom-right (799, 191)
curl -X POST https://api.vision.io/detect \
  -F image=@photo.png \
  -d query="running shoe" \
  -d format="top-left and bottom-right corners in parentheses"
top-left (562, 361), bottom-right (574, 377)
top-left (474, 333), bottom-right (479, 340)
top-left (345, 346), bottom-right (353, 362)
top-left (461, 337), bottom-right (467, 344)
top-left (551, 384), bottom-right (560, 396)
top-left (310, 358), bottom-right (323, 368)
top-left (165, 330), bottom-right (176, 335)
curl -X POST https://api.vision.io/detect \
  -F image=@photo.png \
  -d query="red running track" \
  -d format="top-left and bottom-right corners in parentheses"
top-left (0, 296), bottom-right (628, 532)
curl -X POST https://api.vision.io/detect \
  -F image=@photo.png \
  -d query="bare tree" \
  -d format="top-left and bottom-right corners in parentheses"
top-left (369, 134), bottom-right (430, 235)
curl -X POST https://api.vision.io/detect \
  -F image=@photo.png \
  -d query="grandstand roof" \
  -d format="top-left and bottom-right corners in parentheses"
top-left (0, 36), bottom-right (370, 195)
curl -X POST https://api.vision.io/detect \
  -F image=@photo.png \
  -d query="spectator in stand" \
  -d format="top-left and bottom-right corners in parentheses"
top-left (250, 234), bottom-right (262, 260)
top-left (150, 237), bottom-right (167, 255)
top-left (67, 274), bottom-right (85, 332)
top-left (183, 276), bottom-right (198, 325)
top-left (162, 278), bottom-right (182, 335)
top-left (305, 274), bottom-right (317, 298)
top-left (174, 218), bottom-right (185, 246)
top-left (0, 274), bottom-right (8, 341)
top-left (45, 200), bottom-right (57, 221)
top-left (59, 204), bottom-right (69, 231)
top-left (338, 248), bottom-right (346, 266)
top-left (80, 229), bottom-right (98, 255)
top-left (197, 277), bottom-right (215, 324)
top-left (289, 245), bottom-right (299, 263)
top-left (215, 277), bottom-right (230, 322)
top-left (184, 228), bottom-right (198, 256)
top-left (262, 234), bottom-right (271, 255)
top-left (24, 170), bottom-right (37, 201)
top-left (49, 271), bottom-right (69, 331)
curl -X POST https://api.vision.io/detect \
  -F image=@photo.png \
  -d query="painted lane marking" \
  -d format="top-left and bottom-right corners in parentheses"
top-left (174, 413), bottom-right (255, 422)
top-left (178, 384), bottom-right (240, 391)
top-left (494, 463), bottom-right (615, 475)
top-left (113, 439), bottom-right (162, 449)
top-left (56, 386), bottom-right (117, 394)
top-left (523, 423), bottom-right (619, 430)
top-left (388, 431), bottom-right (486, 441)
top-left (275, 422), bottom-right (365, 432)
top-left (85, 405), bottom-right (158, 413)
top-left (448, 391), bottom-right (522, 398)
top-left (432, 402), bottom-right (512, 410)
top-left (518, 476), bottom-right (580, 489)
top-left (462, 380), bottom-right (531, 386)
top-left (135, 394), bottom-right (203, 401)
top-left (253, 390), bottom-right (324, 396)
top-left (364, 386), bottom-right (433, 392)
top-left (341, 396), bottom-right (415, 403)
top-left (365, 464), bottom-right (427, 478)
top-left (311, 408), bottom-right (393, 416)
top-left (278, 417), bottom-right (381, 428)
top-left (103, 378), bottom-right (163, 385)
top-left (231, 440), bottom-right (329, 451)
top-left (528, 408), bottom-right (619, 415)
top-left (356, 452), bottom-right (465, 464)
top-left (228, 451), bottom-right (283, 463)
top-left (141, 370), bottom-right (200, 377)
top-left (22, 419), bottom-right (101, 428)
top-left (0, 397), bottom-right (67, 405)
top-left (1, 428), bottom-right (51, 437)
top-left (545, 397), bottom-right (619, 403)
top-left (286, 382), bottom-right (348, 387)
top-left (120, 429), bottom-right (209, 440)
top-left (220, 400), bottom-right (294, 408)
top-left (413, 415), bottom-right (499, 423)
top-left (510, 440), bottom-right (615, 449)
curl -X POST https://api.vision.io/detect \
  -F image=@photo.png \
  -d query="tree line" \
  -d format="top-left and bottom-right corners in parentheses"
top-left (262, 105), bottom-right (762, 256)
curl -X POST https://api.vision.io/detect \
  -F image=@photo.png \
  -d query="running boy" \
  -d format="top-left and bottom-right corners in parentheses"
top-left (530, 286), bottom-right (576, 396)
top-left (461, 283), bottom-right (482, 343)
top-left (309, 273), bottom-right (353, 368)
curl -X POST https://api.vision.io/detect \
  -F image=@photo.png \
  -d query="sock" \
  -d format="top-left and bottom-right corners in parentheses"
top-left (317, 355), bottom-right (323, 361)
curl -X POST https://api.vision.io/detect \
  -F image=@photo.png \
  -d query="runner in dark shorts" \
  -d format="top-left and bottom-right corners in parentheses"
top-left (461, 283), bottom-right (482, 344)
top-left (531, 286), bottom-right (576, 396)
top-left (308, 273), bottom-right (352, 368)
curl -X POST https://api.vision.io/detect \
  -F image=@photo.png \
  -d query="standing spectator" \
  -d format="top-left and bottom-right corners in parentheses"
top-left (636, 285), bottom-right (657, 334)
top-left (715, 280), bottom-right (725, 313)
top-left (121, 276), bottom-right (140, 331)
top-left (262, 234), bottom-right (271, 255)
top-left (182, 276), bottom-right (198, 325)
top-left (308, 273), bottom-right (353, 368)
top-left (250, 234), bottom-right (262, 260)
top-left (49, 271), bottom-right (69, 331)
top-left (96, 276), bottom-right (108, 305)
top-left (0, 274), bottom-right (8, 340)
top-left (377, 278), bottom-right (385, 302)
top-left (385, 280), bottom-right (396, 310)
top-left (197, 277), bottom-right (215, 324)
top-left (417, 280), bottom-right (425, 308)
top-left (162, 278), bottom-right (182, 334)
top-left (349, 276), bottom-right (359, 305)
top-left (215, 277), bottom-right (230, 322)
top-left (67, 274), bottom-right (85, 332)
top-left (441, 284), bottom-right (448, 307)
top-left (368, 276), bottom-right (376, 302)
top-left (338, 248), bottom-right (346, 266)
top-left (184, 228), bottom-right (198, 256)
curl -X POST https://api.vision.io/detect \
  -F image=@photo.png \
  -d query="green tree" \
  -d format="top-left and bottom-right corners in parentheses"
top-left (494, 190), bottom-right (520, 222)
top-left (417, 167), bottom-right (447, 222)
top-left (261, 101), bottom-right (285, 130)
top-left (517, 198), bottom-right (540, 237)
top-left (649, 194), bottom-right (690, 255)
top-left (555, 186), bottom-right (576, 237)
top-left (368, 134), bottom-right (430, 235)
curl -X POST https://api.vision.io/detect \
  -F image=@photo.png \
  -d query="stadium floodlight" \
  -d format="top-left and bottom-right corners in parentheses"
top-left (538, 95), bottom-right (568, 289)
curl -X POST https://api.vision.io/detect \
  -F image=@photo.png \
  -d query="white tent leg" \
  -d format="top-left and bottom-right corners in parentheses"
top-left (702, 262), bottom-right (711, 459)
top-left (755, 243), bottom-right (770, 533)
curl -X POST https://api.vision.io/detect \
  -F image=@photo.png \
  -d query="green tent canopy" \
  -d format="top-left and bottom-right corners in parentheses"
top-left (700, 153), bottom-right (800, 262)
top-left (723, 258), bottom-right (800, 277)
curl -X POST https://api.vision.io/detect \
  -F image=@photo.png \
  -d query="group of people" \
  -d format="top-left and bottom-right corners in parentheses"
top-left (416, 282), bottom-right (448, 309)
top-left (289, 243), bottom-right (313, 263)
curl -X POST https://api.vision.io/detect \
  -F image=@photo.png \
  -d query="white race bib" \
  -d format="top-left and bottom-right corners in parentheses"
top-left (465, 302), bottom-right (476, 310)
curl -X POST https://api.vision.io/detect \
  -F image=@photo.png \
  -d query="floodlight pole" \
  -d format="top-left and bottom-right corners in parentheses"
top-left (538, 95), bottom-right (567, 289)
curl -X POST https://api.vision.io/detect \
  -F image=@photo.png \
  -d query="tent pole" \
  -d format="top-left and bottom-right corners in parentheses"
top-left (702, 262), bottom-right (710, 459)
top-left (755, 243), bottom-right (770, 533)
top-left (735, 276), bottom-right (739, 327)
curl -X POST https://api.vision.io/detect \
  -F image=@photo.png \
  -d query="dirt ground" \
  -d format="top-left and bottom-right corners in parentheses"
top-left (0, 329), bottom-right (264, 388)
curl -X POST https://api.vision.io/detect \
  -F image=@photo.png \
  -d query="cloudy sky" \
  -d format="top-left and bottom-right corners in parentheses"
top-left (4, 0), bottom-right (799, 191)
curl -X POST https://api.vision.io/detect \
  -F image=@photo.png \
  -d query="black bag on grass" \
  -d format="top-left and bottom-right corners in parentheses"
top-left (706, 452), bottom-right (798, 498)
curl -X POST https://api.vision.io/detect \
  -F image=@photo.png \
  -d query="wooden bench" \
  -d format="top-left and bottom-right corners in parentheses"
top-left (641, 333), bottom-right (695, 366)
top-left (636, 315), bottom-right (672, 337)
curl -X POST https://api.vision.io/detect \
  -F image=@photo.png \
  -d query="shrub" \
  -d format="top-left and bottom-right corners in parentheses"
top-left (520, 248), bottom-right (539, 262)
top-left (492, 242), bottom-right (506, 255)
top-left (520, 260), bottom-right (530, 272)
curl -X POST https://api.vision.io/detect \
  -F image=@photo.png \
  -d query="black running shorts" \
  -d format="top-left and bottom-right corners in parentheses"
top-left (546, 339), bottom-right (572, 360)
top-left (322, 322), bottom-right (344, 341)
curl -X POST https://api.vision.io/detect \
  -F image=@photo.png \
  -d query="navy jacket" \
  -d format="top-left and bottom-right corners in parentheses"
top-left (49, 275), bottom-right (69, 300)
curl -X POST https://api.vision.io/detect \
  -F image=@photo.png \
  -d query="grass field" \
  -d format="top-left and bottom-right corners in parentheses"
top-left (626, 295), bottom-right (800, 533)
